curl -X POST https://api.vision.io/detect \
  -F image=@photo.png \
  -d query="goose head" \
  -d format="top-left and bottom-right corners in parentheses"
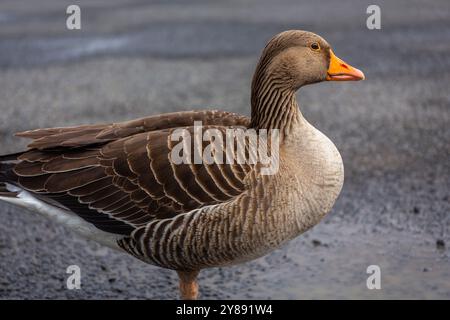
top-left (253, 30), bottom-right (365, 91)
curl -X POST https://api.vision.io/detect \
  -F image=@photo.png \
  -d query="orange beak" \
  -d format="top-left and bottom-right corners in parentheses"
top-left (326, 50), bottom-right (365, 81)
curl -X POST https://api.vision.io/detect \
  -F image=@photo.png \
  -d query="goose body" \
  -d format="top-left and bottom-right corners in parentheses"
top-left (0, 30), bottom-right (363, 299)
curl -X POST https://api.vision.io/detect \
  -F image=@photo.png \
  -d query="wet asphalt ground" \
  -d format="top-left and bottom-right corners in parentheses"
top-left (0, 0), bottom-right (449, 299)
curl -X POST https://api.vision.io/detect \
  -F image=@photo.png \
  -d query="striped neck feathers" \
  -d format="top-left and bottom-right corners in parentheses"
top-left (250, 64), bottom-right (302, 137)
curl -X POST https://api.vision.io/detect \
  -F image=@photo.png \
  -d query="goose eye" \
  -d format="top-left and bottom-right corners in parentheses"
top-left (310, 42), bottom-right (320, 51)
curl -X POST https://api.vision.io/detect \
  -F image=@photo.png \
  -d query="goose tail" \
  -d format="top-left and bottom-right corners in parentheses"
top-left (0, 152), bottom-right (22, 197)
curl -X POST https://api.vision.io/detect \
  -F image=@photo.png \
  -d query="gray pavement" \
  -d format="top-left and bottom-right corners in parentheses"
top-left (0, 0), bottom-right (449, 299)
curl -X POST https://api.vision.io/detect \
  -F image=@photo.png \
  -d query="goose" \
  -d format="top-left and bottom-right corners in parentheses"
top-left (0, 30), bottom-right (364, 300)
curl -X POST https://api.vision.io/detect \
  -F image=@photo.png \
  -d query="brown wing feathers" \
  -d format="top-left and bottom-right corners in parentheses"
top-left (16, 110), bottom-right (249, 150)
top-left (2, 111), bottom-right (251, 236)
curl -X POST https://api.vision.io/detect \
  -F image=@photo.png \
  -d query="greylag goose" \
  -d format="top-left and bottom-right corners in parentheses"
top-left (0, 30), bottom-right (364, 299)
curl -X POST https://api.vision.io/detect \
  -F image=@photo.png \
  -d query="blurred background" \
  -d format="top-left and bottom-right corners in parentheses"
top-left (0, 0), bottom-right (449, 299)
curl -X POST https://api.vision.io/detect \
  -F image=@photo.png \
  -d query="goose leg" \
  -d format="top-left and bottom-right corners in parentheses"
top-left (177, 270), bottom-right (200, 300)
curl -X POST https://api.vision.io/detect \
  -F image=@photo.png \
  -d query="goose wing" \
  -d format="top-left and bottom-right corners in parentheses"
top-left (5, 110), bottom-right (252, 236)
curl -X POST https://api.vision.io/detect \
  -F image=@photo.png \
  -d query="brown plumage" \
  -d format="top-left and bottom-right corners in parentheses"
top-left (0, 30), bottom-right (364, 299)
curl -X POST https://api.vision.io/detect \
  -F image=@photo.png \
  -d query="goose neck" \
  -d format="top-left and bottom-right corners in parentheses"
top-left (250, 74), bottom-right (303, 137)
